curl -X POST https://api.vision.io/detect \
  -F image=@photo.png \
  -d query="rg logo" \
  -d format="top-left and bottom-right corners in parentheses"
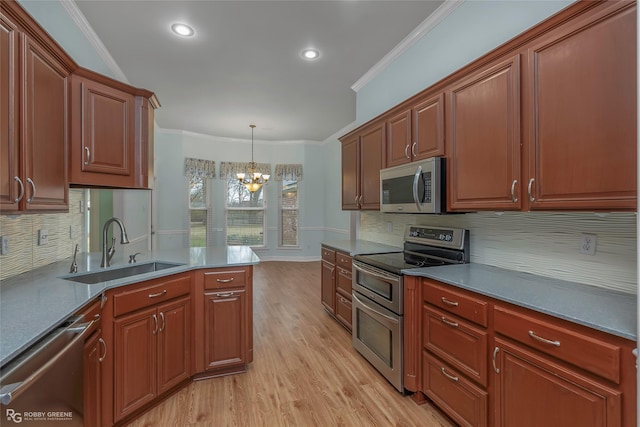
top-left (6, 409), bottom-right (22, 423)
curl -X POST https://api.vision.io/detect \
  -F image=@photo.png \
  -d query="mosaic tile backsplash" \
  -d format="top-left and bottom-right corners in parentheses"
top-left (0, 190), bottom-right (86, 281)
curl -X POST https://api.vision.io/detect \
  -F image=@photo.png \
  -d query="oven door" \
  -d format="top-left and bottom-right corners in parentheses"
top-left (352, 260), bottom-right (403, 314)
top-left (352, 291), bottom-right (403, 392)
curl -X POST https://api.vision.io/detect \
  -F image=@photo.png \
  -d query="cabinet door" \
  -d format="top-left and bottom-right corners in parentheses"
top-left (22, 34), bottom-right (68, 211)
top-left (447, 55), bottom-right (521, 211)
top-left (494, 337), bottom-right (621, 427)
top-left (386, 109), bottom-right (412, 167)
top-left (72, 78), bottom-right (135, 186)
top-left (525, 2), bottom-right (636, 210)
top-left (204, 289), bottom-right (246, 370)
top-left (157, 296), bottom-right (191, 395)
top-left (84, 330), bottom-right (103, 427)
top-left (114, 307), bottom-right (157, 421)
top-left (321, 260), bottom-right (336, 315)
top-left (0, 13), bottom-right (19, 212)
top-left (360, 123), bottom-right (385, 210)
top-left (412, 93), bottom-right (445, 160)
top-left (341, 135), bottom-right (360, 210)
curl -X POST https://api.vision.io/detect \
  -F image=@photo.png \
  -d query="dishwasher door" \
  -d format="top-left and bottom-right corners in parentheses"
top-left (0, 315), bottom-right (94, 426)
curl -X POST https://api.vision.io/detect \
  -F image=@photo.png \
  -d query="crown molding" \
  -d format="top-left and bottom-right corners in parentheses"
top-left (351, 0), bottom-right (464, 93)
top-left (59, 0), bottom-right (129, 83)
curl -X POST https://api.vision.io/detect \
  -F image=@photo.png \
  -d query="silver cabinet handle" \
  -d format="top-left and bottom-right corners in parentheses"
top-left (511, 179), bottom-right (518, 203)
top-left (215, 292), bottom-right (235, 298)
top-left (492, 347), bottom-right (500, 374)
top-left (440, 367), bottom-right (459, 382)
top-left (354, 195), bottom-right (359, 205)
top-left (216, 278), bottom-right (234, 283)
top-left (527, 178), bottom-right (535, 202)
top-left (404, 144), bottom-right (410, 159)
top-left (528, 330), bottom-right (560, 347)
top-left (152, 314), bottom-right (158, 334)
top-left (148, 289), bottom-right (167, 298)
top-left (440, 316), bottom-right (459, 328)
top-left (26, 178), bottom-right (35, 203)
top-left (159, 312), bottom-right (165, 332)
top-left (98, 338), bottom-right (107, 362)
top-left (441, 297), bottom-right (459, 307)
top-left (100, 293), bottom-right (107, 310)
top-left (411, 142), bottom-right (417, 158)
top-left (359, 195), bottom-right (363, 205)
top-left (412, 165), bottom-right (423, 211)
top-left (84, 146), bottom-right (91, 165)
top-left (13, 177), bottom-right (24, 203)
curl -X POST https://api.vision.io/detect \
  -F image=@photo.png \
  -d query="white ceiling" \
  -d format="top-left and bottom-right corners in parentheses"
top-left (72, 0), bottom-right (444, 141)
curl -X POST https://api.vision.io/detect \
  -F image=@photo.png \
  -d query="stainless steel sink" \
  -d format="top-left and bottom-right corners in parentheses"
top-left (62, 262), bottom-right (185, 284)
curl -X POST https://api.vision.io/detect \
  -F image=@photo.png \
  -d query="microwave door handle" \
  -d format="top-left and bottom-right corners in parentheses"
top-left (413, 165), bottom-right (423, 211)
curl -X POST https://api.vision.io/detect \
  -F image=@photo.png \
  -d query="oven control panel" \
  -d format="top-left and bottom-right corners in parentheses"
top-left (405, 225), bottom-right (467, 250)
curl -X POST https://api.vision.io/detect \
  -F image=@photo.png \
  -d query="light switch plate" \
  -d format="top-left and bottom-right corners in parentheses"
top-left (579, 233), bottom-right (597, 256)
top-left (69, 225), bottom-right (78, 239)
top-left (38, 229), bottom-right (49, 246)
top-left (0, 236), bottom-right (8, 255)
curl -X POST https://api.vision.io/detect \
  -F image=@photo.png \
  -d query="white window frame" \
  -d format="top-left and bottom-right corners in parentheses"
top-left (188, 176), bottom-right (210, 247)
top-left (224, 179), bottom-right (267, 248)
top-left (278, 179), bottom-right (299, 248)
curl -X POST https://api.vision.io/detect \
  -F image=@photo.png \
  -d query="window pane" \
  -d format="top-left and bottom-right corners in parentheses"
top-left (189, 177), bottom-right (206, 209)
top-left (226, 180), bottom-right (264, 208)
top-left (226, 210), bottom-right (264, 246)
top-left (281, 180), bottom-right (298, 247)
top-left (189, 209), bottom-right (207, 247)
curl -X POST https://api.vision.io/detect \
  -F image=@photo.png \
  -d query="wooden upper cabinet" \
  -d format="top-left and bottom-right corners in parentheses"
top-left (359, 122), bottom-right (385, 210)
top-left (70, 75), bottom-right (136, 188)
top-left (447, 55), bottom-right (521, 211)
top-left (386, 93), bottom-right (445, 168)
top-left (524, 1), bottom-right (637, 210)
top-left (341, 134), bottom-right (360, 210)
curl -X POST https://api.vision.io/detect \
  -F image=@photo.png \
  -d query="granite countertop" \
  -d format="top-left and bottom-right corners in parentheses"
top-left (403, 263), bottom-right (637, 341)
top-left (0, 246), bottom-right (259, 366)
top-left (321, 239), bottom-right (402, 256)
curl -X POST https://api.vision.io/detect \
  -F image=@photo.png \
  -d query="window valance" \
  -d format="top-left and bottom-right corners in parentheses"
top-left (219, 161), bottom-right (271, 180)
top-left (274, 164), bottom-right (303, 181)
top-left (184, 157), bottom-right (216, 179)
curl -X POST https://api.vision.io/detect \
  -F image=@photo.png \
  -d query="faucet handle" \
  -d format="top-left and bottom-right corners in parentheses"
top-left (129, 252), bottom-right (142, 263)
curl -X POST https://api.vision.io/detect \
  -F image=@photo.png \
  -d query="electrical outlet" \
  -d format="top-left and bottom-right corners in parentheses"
top-left (0, 236), bottom-right (8, 255)
top-left (69, 225), bottom-right (78, 239)
top-left (37, 229), bottom-right (49, 246)
top-left (579, 233), bottom-right (597, 256)
top-left (386, 222), bottom-right (393, 233)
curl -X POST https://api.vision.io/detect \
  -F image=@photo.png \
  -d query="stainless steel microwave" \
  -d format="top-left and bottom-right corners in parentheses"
top-left (380, 157), bottom-right (444, 213)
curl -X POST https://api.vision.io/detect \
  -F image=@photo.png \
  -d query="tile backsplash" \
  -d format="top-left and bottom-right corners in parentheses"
top-left (360, 211), bottom-right (637, 294)
top-left (0, 190), bottom-right (86, 281)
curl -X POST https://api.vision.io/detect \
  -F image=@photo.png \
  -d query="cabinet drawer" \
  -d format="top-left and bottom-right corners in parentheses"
top-left (203, 268), bottom-right (248, 290)
top-left (321, 246), bottom-right (336, 263)
top-left (335, 292), bottom-right (352, 331)
top-left (336, 251), bottom-right (352, 270)
top-left (423, 280), bottom-right (488, 327)
top-left (423, 305), bottom-right (488, 387)
top-left (336, 267), bottom-right (352, 297)
top-left (494, 305), bottom-right (621, 384)
top-left (113, 274), bottom-right (191, 317)
top-left (423, 352), bottom-right (488, 427)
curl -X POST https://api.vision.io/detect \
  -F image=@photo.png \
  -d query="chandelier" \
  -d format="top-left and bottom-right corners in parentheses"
top-left (237, 125), bottom-right (270, 192)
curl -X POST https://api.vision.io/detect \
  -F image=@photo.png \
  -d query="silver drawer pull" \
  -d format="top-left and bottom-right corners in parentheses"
top-left (216, 278), bottom-right (235, 283)
top-left (441, 297), bottom-right (459, 307)
top-left (492, 347), bottom-right (500, 374)
top-left (26, 178), bottom-right (36, 203)
top-left (13, 177), bottom-right (24, 203)
top-left (152, 314), bottom-right (158, 334)
top-left (148, 289), bottom-right (167, 298)
top-left (440, 367), bottom-right (459, 382)
top-left (440, 317), bottom-right (458, 328)
top-left (528, 330), bottom-right (560, 347)
top-left (84, 146), bottom-right (91, 165)
top-left (98, 338), bottom-right (107, 362)
top-left (216, 292), bottom-right (235, 297)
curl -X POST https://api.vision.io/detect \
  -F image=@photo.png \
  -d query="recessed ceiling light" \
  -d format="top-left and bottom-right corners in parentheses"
top-left (301, 48), bottom-right (320, 60)
top-left (171, 23), bottom-right (195, 37)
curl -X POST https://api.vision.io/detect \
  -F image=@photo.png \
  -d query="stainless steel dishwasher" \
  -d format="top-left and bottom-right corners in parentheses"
top-left (0, 315), bottom-right (94, 426)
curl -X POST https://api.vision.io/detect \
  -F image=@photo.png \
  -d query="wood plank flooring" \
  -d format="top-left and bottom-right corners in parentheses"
top-left (125, 261), bottom-right (455, 427)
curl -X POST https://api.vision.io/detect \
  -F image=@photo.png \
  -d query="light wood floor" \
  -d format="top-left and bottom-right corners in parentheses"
top-left (125, 261), bottom-right (455, 427)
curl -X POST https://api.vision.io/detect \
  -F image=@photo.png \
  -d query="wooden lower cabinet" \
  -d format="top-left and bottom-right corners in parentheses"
top-left (204, 289), bottom-right (246, 370)
top-left (84, 330), bottom-right (103, 427)
top-left (320, 245), bottom-right (353, 331)
top-left (494, 337), bottom-right (621, 427)
top-left (321, 260), bottom-right (336, 315)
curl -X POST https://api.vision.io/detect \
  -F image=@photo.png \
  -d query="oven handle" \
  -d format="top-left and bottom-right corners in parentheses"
top-left (412, 165), bottom-right (423, 212)
top-left (352, 261), bottom-right (400, 285)
top-left (352, 293), bottom-right (399, 325)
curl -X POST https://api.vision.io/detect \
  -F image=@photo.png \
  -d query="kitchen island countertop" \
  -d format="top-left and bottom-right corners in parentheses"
top-left (404, 263), bottom-right (637, 341)
top-left (0, 246), bottom-right (259, 367)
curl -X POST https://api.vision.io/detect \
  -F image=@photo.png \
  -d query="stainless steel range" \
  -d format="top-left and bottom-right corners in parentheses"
top-left (351, 225), bottom-right (469, 392)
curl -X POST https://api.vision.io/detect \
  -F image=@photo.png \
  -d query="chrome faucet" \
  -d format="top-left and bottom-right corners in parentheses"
top-left (101, 217), bottom-right (130, 268)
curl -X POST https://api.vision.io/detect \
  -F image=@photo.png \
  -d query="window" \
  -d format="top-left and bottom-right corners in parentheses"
top-left (225, 180), bottom-right (266, 246)
top-left (280, 180), bottom-right (299, 247)
top-left (189, 176), bottom-right (208, 247)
